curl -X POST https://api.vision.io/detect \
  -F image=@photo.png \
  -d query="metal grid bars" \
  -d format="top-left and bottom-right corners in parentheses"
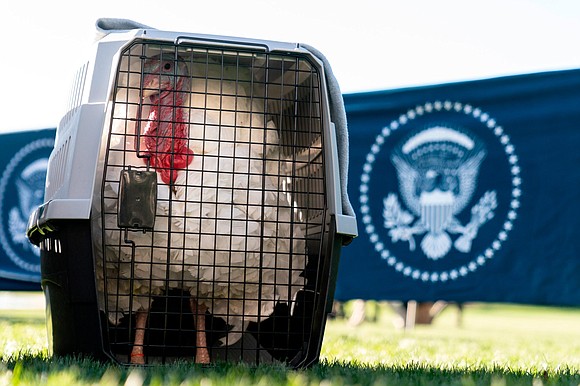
top-left (96, 41), bottom-right (327, 365)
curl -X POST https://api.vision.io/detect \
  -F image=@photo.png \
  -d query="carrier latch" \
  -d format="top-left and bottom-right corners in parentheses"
top-left (117, 169), bottom-right (157, 230)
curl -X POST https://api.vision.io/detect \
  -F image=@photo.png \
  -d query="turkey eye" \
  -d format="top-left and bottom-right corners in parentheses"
top-left (164, 63), bottom-right (172, 71)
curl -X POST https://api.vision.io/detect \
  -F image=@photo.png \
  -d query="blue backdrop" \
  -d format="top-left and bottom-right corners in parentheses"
top-left (2, 70), bottom-right (580, 306)
top-left (0, 128), bottom-right (55, 291)
top-left (335, 69), bottom-right (580, 306)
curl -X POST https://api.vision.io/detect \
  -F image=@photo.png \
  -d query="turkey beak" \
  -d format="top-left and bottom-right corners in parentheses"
top-left (142, 75), bottom-right (160, 99)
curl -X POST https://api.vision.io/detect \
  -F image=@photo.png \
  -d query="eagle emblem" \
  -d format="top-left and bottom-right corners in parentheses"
top-left (8, 158), bottom-right (48, 258)
top-left (0, 136), bottom-right (53, 279)
top-left (383, 126), bottom-right (497, 260)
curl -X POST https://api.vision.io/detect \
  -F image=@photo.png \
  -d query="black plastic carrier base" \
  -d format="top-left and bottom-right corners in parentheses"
top-left (38, 218), bottom-right (345, 367)
top-left (39, 220), bottom-right (107, 360)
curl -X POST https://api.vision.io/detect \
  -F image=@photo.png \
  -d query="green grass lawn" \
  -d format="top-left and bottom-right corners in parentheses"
top-left (1, 293), bottom-right (579, 385)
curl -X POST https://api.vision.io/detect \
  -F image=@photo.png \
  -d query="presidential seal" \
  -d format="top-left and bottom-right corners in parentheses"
top-left (0, 137), bottom-right (54, 282)
top-left (359, 101), bottom-right (521, 282)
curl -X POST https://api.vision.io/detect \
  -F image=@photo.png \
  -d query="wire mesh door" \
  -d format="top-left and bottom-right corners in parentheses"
top-left (96, 40), bottom-right (329, 365)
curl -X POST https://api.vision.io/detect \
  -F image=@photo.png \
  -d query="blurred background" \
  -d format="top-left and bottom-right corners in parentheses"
top-left (1, 1), bottom-right (580, 326)
top-left (2, 0), bottom-right (580, 132)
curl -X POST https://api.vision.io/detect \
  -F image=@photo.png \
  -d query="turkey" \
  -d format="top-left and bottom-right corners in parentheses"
top-left (97, 52), bottom-right (306, 365)
top-left (96, 52), bottom-right (195, 364)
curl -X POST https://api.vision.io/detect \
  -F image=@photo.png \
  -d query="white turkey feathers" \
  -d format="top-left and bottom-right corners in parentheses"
top-left (97, 55), bottom-right (307, 348)
top-left (176, 61), bottom-right (306, 345)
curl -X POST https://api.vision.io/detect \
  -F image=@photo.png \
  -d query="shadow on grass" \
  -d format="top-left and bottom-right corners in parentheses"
top-left (2, 355), bottom-right (579, 386)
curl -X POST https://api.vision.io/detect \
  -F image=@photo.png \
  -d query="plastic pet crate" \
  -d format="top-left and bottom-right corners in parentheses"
top-left (27, 18), bottom-right (357, 367)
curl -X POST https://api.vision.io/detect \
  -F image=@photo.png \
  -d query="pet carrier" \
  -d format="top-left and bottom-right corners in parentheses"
top-left (27, 18), bottom-right (357, 367)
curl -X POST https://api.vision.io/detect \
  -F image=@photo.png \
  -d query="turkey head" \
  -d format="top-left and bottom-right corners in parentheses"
top-left (140, 53), bottom-right (194, 185)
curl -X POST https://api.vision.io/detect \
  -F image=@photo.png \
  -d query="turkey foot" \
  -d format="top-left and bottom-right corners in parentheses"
top-left (190, 298), bottom-right (210, 364)
top-left (130, 310), bottom-right (148, 364)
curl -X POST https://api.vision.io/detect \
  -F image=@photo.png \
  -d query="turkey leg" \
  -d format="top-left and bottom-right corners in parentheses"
top-left (130, 310), bottom-right (148, 364)
top-left (190, 298), bottom-right (210, 364)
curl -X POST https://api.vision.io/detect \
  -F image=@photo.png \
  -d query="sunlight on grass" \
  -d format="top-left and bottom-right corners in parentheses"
top-left (0, 298), bottom-right (579, 385)
top-left (0, 307), bottom-right (47, 359)
top-left (321, 302), bottom-right (580, 375)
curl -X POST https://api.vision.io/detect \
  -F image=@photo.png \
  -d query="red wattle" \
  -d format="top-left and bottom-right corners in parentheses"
top-left (143, 98), bottom-right (194, 185)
